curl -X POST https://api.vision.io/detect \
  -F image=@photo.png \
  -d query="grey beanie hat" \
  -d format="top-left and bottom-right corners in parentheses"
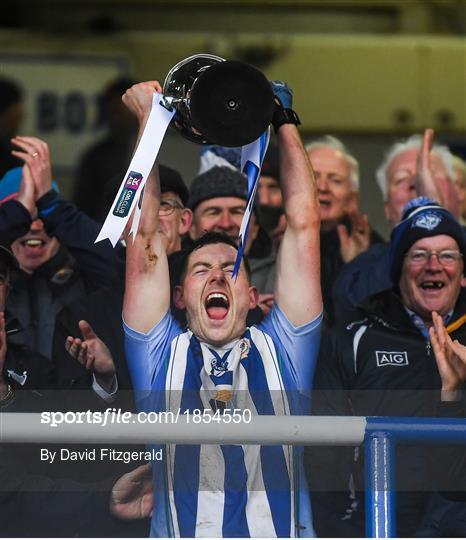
top-left (187, 166), bottom-right (247, 211)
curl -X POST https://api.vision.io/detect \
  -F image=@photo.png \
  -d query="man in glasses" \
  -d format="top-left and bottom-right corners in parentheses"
top-left (308, 197), bottom-right (466, 537)
top-left (332, 129), bottom-right (460, 326)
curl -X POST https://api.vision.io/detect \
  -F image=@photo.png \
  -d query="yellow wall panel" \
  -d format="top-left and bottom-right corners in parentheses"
top-left (263, 36), bottom-right (422, 131)
top-left (424, 41), bottom-right (466, 131)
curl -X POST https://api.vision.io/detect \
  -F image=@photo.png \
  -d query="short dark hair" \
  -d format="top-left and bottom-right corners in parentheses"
top-left (175, 232), bottom-right (252, 285)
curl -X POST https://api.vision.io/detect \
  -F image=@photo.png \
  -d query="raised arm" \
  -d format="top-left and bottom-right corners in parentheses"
top-left (11, 135), bottom-right (119, 288)
top-left (274, 114), bottom-right (322, 325)
top-left (415, 128), bottom-right (444, 205)
top-left (122, 81), bottom-right (170, 333)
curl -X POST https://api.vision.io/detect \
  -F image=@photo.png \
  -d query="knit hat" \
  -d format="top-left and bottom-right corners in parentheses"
top-left (0, 167), bottom-right (60, 205)
top-left (389, 197), bottom-right (466, 284)
top-left (159, 164), bottom-right (189, 206)
top-left (188, 166), bottom-right (248, 211)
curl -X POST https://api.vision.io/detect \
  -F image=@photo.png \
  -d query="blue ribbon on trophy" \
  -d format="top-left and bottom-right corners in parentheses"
top-left (232, 128), bottom-right (270, 278)
top-left (96, 54), bottom-right (275, 254)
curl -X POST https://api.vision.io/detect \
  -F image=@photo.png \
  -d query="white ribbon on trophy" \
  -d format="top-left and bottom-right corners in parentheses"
top-left (95, 93), bottom-right (175, 247)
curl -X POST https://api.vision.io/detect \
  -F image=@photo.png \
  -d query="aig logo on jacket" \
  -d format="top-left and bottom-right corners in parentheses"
top-left (375, 351), bottom-right (409, 367)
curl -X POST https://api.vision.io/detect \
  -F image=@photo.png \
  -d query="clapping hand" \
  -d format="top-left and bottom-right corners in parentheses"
top-left (429, 311), bottom-right (466, 401)
top-left (337, 212), bottom-right (371, 264)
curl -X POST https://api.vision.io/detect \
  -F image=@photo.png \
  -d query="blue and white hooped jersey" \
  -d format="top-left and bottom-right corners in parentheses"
top-left (124, 304), bottom-right (322, 538)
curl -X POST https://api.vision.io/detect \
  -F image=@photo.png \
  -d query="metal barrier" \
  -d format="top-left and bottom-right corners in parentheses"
top-left (1, 413), bottom-right (465, 537)
top-left (364, 417), bottom-right (466, 538)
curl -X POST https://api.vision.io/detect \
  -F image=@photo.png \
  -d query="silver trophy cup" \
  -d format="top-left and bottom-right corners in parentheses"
top-left (163, 53), bottom-right (275, 147)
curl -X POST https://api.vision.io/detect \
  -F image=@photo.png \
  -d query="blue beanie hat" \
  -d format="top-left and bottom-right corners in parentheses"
top-left (389, 197), bottom-right (466, 284)
top-left (0, 167), bottom-right (59, 205)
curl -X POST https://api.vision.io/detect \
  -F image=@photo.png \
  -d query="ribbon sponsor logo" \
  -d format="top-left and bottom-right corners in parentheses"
top-left (375, 350), bottom-right (409, 367)
top-left (112, 171), bottom-right (144, 217)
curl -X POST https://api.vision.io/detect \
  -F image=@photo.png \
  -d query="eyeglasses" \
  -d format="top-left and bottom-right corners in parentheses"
top-left (406, 249), bottom-right (463, 266)
top-left (159, 199), bottom-right (184, 216)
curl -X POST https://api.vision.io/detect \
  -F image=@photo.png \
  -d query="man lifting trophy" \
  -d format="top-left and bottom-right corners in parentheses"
top-left (96, 53), bottom-right (281, 252)
top-left (118, 50), bottom-right (321, 537)
top-left (95, 51), bottom-right (305, 282)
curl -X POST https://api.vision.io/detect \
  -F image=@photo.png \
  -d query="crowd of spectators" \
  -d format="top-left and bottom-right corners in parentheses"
top-left (0, 73), bottom-right (465, 538)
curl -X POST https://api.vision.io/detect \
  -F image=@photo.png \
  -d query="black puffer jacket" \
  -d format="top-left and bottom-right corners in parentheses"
top-left (1, 315), bottom-right (57, 414)
top-left (0, 190), bottom-right (120, 359)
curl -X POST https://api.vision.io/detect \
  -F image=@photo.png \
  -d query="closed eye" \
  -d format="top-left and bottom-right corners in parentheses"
top-left (203, 209), bottom-right (221, 217)
top-left (191, 263), bottom-right (210, 275)
top-left (329, 176), bottom-right (344, 185)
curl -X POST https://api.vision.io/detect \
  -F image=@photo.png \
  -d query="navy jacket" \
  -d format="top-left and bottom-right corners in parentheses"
top-left (307, 288), bottom-right (466, 537)
top-left (0, 191), bottom-right (120, 359)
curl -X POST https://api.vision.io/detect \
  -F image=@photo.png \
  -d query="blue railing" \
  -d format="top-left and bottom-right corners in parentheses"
top-left (364, 417), bottom-right (466, 538)
top-left (1, 413), bottom-right (465, 538)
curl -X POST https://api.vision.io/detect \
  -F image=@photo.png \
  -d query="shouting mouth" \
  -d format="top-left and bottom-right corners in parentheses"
top-left (205, 292), bottom-right (230, 320)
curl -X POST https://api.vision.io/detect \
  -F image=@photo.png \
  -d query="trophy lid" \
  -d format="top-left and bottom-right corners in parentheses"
top-left (189, 60), bottom-right (275, 147)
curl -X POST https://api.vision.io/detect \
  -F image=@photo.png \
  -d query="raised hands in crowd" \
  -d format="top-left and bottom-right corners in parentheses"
top-left (337, 210), bottom-right (371, 264)
top-left (12, 135), bottom-right (53, 215)
top-left (429, 311), bottom-right (466, 401)
top-left (415, 127), bottom-right (457, 213)
top-left (65, 319), bottom-right (116, 394)
top-left (416, 128), bottom-right (443, 204)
